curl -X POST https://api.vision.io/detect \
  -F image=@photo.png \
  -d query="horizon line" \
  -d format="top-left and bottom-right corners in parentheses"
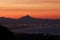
top-left (0, 16), bottom-right (60, 19)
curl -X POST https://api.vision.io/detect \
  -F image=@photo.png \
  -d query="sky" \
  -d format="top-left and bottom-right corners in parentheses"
top-left (0, 0), bottom-right (60, 19)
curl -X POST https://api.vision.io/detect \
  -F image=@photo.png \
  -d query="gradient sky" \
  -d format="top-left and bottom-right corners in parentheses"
top-left (0, 0), bottom-right (60, 19)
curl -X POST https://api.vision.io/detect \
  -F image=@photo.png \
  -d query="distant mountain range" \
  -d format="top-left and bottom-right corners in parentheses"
top-left (8, 15), bottom-right (60, 34)
top-left (0, 15), bottom-right (60, 25)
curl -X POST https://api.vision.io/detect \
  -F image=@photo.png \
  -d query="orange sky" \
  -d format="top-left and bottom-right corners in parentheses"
top-left (0, 0), bottom-right (60, 19)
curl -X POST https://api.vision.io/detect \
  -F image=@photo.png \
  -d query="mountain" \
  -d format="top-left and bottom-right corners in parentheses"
top-left (0, 15), bottom-right (60, 24)
top-left (0, 15), bottom-right (60, 29)
top-left (20, 15), bottom-right (33, 20)
top-left (18, 15), bottom-right (40, 24)
top-left (17, 15), bottom-right (60, 24)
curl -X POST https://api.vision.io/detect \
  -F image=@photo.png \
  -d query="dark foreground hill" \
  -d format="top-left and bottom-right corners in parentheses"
top-left (0, 25), bottom-right (14, 40)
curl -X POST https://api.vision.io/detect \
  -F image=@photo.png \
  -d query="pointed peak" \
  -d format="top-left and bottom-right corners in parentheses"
top-left (20, 15), bottom-right (33, 19)
top-left (25, 15), bottom-right (31, 17)
top-left (26, 15), bottom-right (30, 16)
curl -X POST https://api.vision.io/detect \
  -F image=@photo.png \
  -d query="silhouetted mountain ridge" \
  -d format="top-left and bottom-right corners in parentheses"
top-left (0, 15), bottom-right (60, 24)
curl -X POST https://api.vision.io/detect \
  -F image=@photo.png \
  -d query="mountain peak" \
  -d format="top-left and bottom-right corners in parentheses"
top-left (26, 15), bottom-right (30, 17)
top-left (25, 15), bottom-right (31, 18)
top-left (20, 15), bottom-right (32, 19)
